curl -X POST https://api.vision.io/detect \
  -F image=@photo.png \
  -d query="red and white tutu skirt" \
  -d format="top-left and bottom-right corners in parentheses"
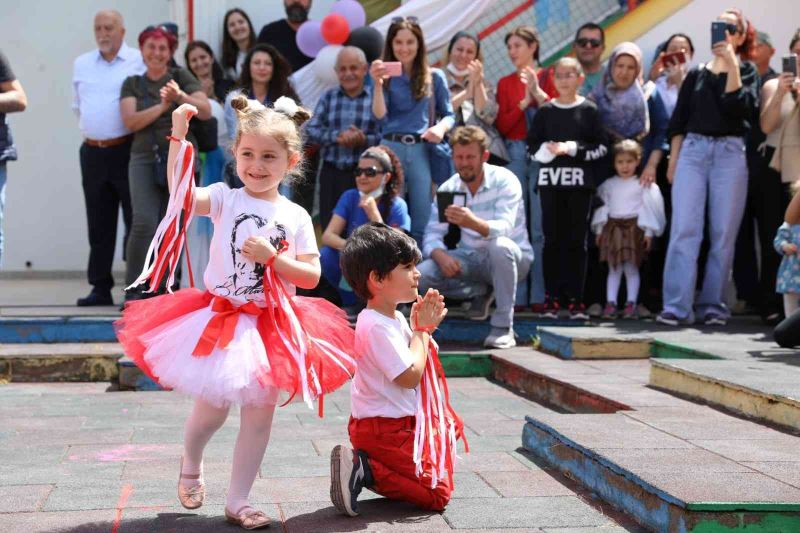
top-left (115, 289), bottom-right (356, 409)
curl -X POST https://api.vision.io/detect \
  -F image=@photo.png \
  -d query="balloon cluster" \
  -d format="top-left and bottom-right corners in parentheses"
top-left (295, 0), bottom-right (384, 84)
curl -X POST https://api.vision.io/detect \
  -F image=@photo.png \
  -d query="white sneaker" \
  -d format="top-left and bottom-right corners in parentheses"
top-left (483, 327), bottom-right (516, 349)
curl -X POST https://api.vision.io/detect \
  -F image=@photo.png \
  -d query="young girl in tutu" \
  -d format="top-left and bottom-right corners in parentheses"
top-left (115, 96), bottom-right (356, 530)
top-left (592, 140), bottom-right (665, 319)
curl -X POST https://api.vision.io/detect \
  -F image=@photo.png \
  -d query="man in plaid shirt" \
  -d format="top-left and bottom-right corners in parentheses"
top-left (306, 46), bottom-right (381, 229)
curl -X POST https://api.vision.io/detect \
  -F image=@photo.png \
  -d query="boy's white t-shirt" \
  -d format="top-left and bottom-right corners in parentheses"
top-left (351, 309), bottom-right (417, 419)
top-left (201, 182), bottom-right (319, 305)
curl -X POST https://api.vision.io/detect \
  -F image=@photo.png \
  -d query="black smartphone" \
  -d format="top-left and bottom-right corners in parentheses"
top-left (711, 21), bottom-right (728, 45)
top-left (436, 192), bottom-right (467, 223)
top-left (783, 54), bottom-right (798, 77)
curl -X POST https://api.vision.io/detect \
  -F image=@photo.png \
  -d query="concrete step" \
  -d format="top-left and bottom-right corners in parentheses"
top-left (650, 359), bottom-right (800, 432)
top-left (537, 326), bottom-right (653, 360)
top-left (489, 349), bottom-right (800, 532)
top-left (0, 343), bottom-right (122, 382)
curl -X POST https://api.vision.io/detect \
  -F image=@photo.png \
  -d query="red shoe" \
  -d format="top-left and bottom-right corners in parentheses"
top-left (530, 303), bottom-right (546, 316)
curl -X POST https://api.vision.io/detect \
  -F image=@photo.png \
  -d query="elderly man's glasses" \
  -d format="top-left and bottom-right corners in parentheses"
top-left (354, 167), bottom-right (382, 178)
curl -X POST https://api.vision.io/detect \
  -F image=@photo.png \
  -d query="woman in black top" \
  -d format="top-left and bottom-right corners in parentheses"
top-left (657, 9), bottom-right (759, 327)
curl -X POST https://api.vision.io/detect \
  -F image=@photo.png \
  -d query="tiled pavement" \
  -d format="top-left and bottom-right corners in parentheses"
top-left (0, 380), bottom-right (644, 532)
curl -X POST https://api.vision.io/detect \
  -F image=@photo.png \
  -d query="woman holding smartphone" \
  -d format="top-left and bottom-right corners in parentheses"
top-left (657, 8), bottom-right (759, 327)
top-left (370, 16), bottom-right (454, 243)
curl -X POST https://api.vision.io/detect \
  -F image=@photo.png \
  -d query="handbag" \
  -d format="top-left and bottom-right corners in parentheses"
top-left (462, 95), bottom-right (511, 165)
top-left (427, 79), bottom-right (455, 186)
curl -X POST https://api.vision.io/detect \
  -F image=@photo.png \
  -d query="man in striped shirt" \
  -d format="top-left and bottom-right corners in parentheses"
top-left (419, 126), bottom-right (533, 349)
top-left (306, 47), bottom-right (381, 230)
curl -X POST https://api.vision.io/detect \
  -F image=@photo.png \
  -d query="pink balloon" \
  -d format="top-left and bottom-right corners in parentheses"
top-left (330, 0), bottom-right (366, 30)
top-left (296, 20), bottom-right (327, 58)
top-left (321, 14), bottom-right (350, 45)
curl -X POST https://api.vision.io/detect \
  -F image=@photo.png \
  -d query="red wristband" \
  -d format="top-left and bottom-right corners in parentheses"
top-left (265, 240), bottom-right (289, 267)
top-left (413, 325), bottom-right (436, 334)
top-left (166, 135), bottom-right (184, 143)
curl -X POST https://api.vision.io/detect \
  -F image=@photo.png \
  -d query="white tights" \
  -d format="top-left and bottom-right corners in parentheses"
top-left (181, 398), bottom-right (276, 512)
top-left (784, 293), bottom-right (800, 317)
top-left (606, 261), bottom-right (640, 304)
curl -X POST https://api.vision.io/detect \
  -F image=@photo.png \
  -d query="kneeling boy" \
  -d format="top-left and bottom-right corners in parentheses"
top-left (331, 222), bottom-right (450, 515)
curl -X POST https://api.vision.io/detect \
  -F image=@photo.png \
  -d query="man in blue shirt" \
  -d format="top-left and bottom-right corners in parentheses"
top-left (306, 47), bottom-right (381, 229)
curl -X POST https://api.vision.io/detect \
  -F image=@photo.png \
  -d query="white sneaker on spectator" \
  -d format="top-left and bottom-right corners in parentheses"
top-left (483, 327), bottom-right (516, 349)
top-left (466, 290), bottom-right (495, 321)
top-left (586, 303), bottom-right (603, 318)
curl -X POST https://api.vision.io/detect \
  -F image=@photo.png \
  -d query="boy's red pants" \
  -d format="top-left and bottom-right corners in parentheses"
top-left (348, 415), bottom-right (452, 511)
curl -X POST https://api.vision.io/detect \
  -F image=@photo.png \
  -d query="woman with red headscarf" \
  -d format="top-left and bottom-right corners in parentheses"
top-left (120, 25), bottom-right (211, 304)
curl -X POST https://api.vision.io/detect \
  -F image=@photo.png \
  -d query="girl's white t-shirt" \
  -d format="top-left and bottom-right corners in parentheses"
top-left (200, 183), bottom-right (319, 305)
top-left (351, 309), bottom-right (417, 419)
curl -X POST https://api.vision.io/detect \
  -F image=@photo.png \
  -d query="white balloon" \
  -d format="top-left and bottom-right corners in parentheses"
top-left (313, 44), bottom-right (343, 85)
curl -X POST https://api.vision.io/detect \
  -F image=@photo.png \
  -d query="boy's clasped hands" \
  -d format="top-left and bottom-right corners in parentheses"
top-left (411, 288), bottom-right (447, 332)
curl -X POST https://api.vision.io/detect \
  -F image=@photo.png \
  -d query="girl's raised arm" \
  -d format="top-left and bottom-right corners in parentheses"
top-left (169, 103), bottom-right (211, 216)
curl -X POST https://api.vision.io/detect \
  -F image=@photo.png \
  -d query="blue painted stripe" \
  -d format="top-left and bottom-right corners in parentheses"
top-left (0, 318), bottom-right (118, 343)
top-left (536, 328), bottom-right (574, 358)
top-left (522, 420), bottom-right (685, 532)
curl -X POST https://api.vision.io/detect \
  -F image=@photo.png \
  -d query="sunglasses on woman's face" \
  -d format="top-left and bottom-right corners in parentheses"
top-left (354, 166), bottom-right (382, 178)
top-left (391, 16), bottom-right (419, 24)
top-left (575, 38), bottom-right (602, 48)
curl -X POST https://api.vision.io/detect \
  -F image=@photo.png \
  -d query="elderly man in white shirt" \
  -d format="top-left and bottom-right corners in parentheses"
top-left (72, 10), bottom-right (145, 307)
top-left (418, 126), bottom-right (533, 349)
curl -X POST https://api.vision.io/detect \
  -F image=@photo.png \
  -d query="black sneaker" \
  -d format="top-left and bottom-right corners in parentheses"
top-left (77, 289), bottom-right (113, 307)
top-left (330, 445), bottom-right (372, 517)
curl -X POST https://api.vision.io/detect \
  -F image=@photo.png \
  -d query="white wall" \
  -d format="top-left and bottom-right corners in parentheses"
top-left (633, 0), bottom-right (797, 75)
top-left (0, 0), bottom-right (336, 273)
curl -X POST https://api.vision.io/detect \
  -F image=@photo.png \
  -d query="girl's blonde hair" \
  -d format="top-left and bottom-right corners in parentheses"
top-left (229, 93), bottom-right (312, 182)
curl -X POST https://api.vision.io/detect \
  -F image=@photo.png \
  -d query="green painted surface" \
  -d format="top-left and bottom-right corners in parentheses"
top-left (650, 340), bottom-right (722, 360)
top-left (439, 353), bottom-right (493, 377)
top-left (691, 513), bottom-right (800, 532)
top-left (687, 502), bottom-right (800, 512)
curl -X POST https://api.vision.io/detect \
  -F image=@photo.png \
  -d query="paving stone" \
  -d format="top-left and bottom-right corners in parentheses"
top-left (280, 499), bottom-right (453, 531)
top-left (621, 406), bottom-right (788, 440)
top-left (450, 472), bottom-right (501, 499)
top-left (465, 418), bottom-right (528, 436)
top-left (528, 413), bottom-right (694, 450)
top-left (0, 484), bottom-right (52, 513)
top-left (3, 427), bottom-right (133, 447)
top-left (454, 434), bottom-right (523, 453)
top-left (65, 443), bottom-right (183, 463)
top-left (443, 496), bottom-right (610, 529)
top-left (479, 470), bottom-right (575, 498)
top-left (0, 461), bottom-right (124, 486)
top-left (249, 475), bottom-right (380, 503)
top-left (741, 461), bottom-right (800, 488)
top-left (595, 448), bottom-right (752, 475)
top-left (0, 445), bottom-right (68, 466)
top-left (455, 452), bottom-right (532, 473)
top-left (636, 471), bottom-right (800, 504)
top-left (0, 509), bottom-right (119, 533)
top-left (691, 437), bottom-right (800, 462)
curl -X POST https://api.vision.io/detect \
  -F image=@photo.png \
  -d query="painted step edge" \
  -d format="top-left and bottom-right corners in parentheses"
top-left (0, 320), bottom-right (118, 343)
top-left (537, 328), bottom-right (652, 359)
top-left (491, 354), bottom-right (631, 413)
top-left (0, 353), bottom-right (121, 382)
top-left (522, 417), bottom-right (800, 533)
top-left (650, 340), bottom-right (722, 360)
top-left (650, 361), bottom-right (800, 432)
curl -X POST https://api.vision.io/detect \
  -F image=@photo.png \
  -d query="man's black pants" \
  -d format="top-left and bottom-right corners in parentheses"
top-left (79, 140), bottom-right (133, 292)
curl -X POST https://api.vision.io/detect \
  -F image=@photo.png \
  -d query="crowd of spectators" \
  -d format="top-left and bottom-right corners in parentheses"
top-left (2, 2), bottom-right (800, 348)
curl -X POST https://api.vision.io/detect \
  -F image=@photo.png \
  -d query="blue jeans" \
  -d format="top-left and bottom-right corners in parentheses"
top-left (320, 246), bottom-right (357, 306)
top-left (504, 139), bottom-right (545, 305)
top-left (382, 139), bottom-right (433, 244)
top-left (0, 162), bottom-right (5, 266)
top-left (663, 134), bottom-right (748, 320)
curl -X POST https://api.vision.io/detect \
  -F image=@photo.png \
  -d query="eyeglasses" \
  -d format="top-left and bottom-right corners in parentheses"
top-left (354, 166), bottom-right (382, 177)
top-left (575, 38), bottom-right (602, 48)
top-left (391, 16), bottom-right (419, 25)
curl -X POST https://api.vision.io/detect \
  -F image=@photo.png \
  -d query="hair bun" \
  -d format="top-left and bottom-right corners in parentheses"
top-left (273, 96), bottom-right (312, 128)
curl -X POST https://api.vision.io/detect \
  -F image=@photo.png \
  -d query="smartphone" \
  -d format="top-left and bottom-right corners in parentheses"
top-left (783, 54), bottom-right (798, 77)
top-left (383, 61), bottom-right (402, 77)
top-left (662, 51), bottom-right (687, 68)
top-left (436, 192), bottom-right (467, 223)
top-left (711, 21), bottom-right (728, 45)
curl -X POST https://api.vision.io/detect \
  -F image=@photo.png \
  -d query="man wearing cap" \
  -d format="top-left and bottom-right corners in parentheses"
top-left (72, 10), bottom-right (145, 306)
